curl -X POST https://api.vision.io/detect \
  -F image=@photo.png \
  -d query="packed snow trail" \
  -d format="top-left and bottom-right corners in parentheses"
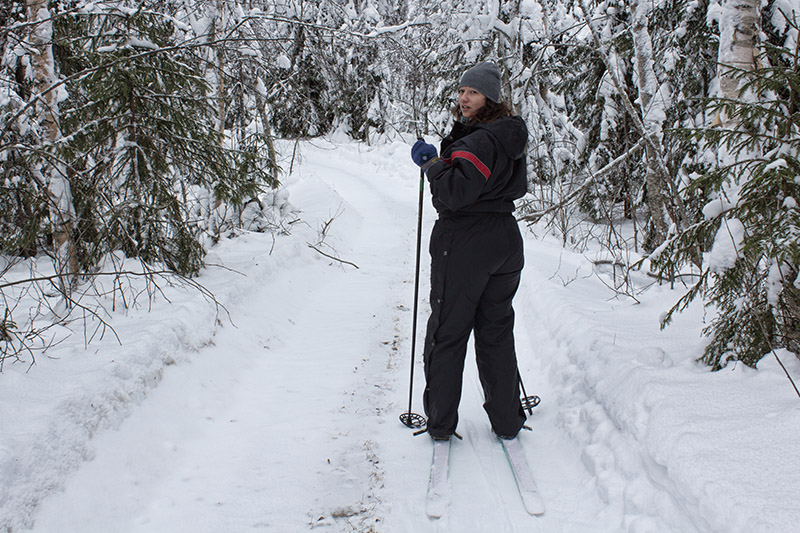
top-left (20, 139), bottom-right (618, 532)
top-left (16, 139), bottom-right (799, 532)
top-left (25, 142), bottom-right (421, 531)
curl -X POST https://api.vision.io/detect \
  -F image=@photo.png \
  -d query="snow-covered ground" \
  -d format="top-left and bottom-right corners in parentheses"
top-left (1, 137), bottom-right (799, 532)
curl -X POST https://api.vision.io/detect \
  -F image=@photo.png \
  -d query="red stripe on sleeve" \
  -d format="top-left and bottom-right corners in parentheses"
top-left (443, 150), bottom-right (491, 180)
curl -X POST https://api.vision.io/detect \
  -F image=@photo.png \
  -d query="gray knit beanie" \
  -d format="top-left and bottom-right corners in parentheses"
top-left (459, 62), bottom-right (502, 103)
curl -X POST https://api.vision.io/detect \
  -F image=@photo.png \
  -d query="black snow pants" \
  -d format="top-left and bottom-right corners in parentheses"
top-left (422, 211), bottom-right (526, 439)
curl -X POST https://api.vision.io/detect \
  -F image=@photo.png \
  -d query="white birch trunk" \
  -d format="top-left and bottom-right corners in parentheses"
top-left (216, 0), bottom-right (226, 139)
top-left (492, 0), bottom-right (518, 109)
top-left (255, 95), bottom-right (279, 186)
top-left (27, 0), bottom-right (78, 294)
top-left (207, 0), bottom-right (226, 239)
top-left (630, 0), bottom-right (661, 133)
top-left (630, 0), bottom-right (674, 243)
top-left (716, 0), bottom-right (760, 128)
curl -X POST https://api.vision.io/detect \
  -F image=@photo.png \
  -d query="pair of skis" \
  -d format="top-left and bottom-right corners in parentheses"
top-left (426, 435), bottom-right (545, 519)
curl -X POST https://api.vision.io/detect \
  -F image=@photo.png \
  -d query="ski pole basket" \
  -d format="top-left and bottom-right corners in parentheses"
top-left (399, 411), bottom-right (426, 429)
top-left (521, 394), bottom-right (540, 415)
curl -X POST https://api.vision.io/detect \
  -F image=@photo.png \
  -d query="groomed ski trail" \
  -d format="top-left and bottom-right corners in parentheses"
top-left (25, 140), bottom-right (622, 532)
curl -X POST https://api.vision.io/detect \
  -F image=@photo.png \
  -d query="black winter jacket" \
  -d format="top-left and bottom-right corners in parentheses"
top-left (425, 115), bottom-right (528, 215)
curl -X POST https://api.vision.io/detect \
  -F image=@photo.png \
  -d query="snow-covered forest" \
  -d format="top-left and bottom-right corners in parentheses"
top-left (2, 0), bottom-right (800, 531)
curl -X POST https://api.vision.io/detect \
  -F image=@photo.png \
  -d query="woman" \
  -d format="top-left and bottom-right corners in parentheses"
top-left (410, 61), bottom-right (529, 441)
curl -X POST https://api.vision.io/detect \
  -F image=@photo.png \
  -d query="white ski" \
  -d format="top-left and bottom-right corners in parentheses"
top-left (501, 437), bottom-right (545, 516)
top-left (426, 439), bottom-right (451, 519)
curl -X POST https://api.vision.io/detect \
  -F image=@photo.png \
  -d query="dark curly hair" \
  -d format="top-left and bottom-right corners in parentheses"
top-left (451, 99), bottom-right (513, 123)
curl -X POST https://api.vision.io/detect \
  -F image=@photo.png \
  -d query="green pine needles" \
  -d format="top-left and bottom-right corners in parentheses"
top-left (653, 27), bottom-right (800, 368)
top-left (55, 6), bottom-right (262, 276)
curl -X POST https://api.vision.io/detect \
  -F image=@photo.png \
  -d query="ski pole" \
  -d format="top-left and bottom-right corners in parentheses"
top-left (400, 164), bottom-right (426, 429)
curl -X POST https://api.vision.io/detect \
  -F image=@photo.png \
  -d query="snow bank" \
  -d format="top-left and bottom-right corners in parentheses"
top-left (0, 280), bottom-right (219, 531)
top-left (517, 231), bottom-right (800, 532)
top-left (0, 179), bottom-right (307, 531)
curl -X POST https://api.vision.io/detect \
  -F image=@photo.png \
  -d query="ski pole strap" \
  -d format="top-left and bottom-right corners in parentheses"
top-left (420, 156), bottom-right (439, 172)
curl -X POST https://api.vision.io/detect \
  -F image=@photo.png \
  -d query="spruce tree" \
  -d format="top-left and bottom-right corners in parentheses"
top-left (653, 11), bottom-right (800, 367)
top-left (56, 3), bottom-right (251, 275)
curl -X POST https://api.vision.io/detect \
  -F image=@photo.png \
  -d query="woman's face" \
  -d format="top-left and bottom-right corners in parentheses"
top-left (458, 86), bottom-right (486, 119)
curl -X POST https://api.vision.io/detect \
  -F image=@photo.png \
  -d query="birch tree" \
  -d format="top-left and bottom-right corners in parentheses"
top-left (715, 0), bottom-right (760, 128)
top-left (651, 2), bottom-right (800, 368)
top-left (630, 0), bottom-right (675, 246)
top-left (26, 0), bottom-right (78, 296)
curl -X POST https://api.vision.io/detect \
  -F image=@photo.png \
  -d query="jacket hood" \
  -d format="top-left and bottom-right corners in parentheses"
top-left (476, 116), bottom-right (528, 160)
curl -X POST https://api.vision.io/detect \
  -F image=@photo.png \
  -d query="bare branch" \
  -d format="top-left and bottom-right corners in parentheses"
top-left (519, 138), bottom-right (645, 224)
top-left (307, 244), bottom-right (360, 269)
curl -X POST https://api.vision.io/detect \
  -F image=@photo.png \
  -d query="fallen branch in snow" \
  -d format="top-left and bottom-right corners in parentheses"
top-left (304, 209), bottom-right (359, 269)
top-left (0, 268), bottom-right (175, 291)
top-left (1, 263), bottom-right (229, 371)
top-left (307, 244), bottom-right (360, 270)
top-left (591, 256), bottom-right (645, 304)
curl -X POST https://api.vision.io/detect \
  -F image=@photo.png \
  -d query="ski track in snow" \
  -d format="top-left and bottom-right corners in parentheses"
top-left (2, 138), bottom-right (798, 532)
